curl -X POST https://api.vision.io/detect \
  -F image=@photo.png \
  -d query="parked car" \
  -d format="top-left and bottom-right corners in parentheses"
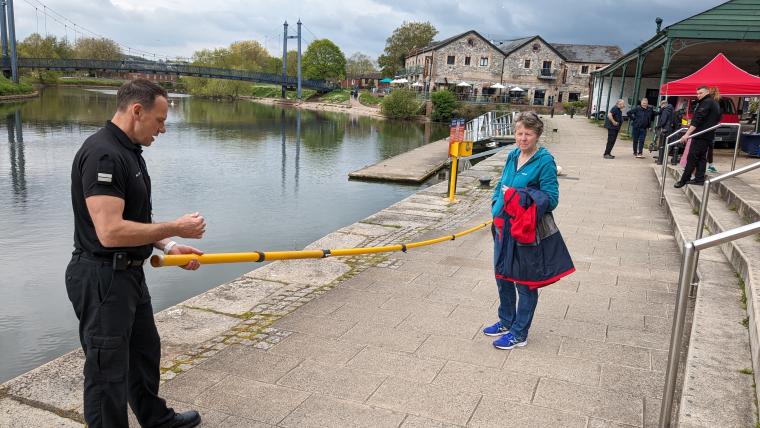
top-left (673, 96), bottom-right (740, 147)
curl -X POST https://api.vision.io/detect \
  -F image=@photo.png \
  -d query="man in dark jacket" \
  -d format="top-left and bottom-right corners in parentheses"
top-left (627, 97), bottom-right (657, 158)
top-left (674, 86), bottom-right (721, 187)
top-left (603, 99), bottom-right (625, 159)
top-left (654, 100), bottom-right (674, 163)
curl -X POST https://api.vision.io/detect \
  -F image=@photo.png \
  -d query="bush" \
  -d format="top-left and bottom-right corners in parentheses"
top-left (358, 90), bottom-right (381, 106)
top-left (380, 89), bottom-right (421, 119)
top-left (452, 103), bottom-right (492, 121)
top-left (562, 100), bottom-right (587, 111)
top-left (431, 90), bottom-right (459, 122)
top-left (0, 76), bottom-right (35, 96)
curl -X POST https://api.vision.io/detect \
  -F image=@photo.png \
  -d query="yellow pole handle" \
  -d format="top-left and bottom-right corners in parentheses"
top-left (151, 220), bottom-right (492, 267)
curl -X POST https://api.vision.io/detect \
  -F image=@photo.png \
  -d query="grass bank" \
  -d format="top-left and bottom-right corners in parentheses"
top-left (0, 76), bottom-right (35, 96)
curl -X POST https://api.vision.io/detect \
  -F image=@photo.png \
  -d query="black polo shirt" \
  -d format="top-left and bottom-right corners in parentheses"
top-left (71, 121), bottom-right (153, 259)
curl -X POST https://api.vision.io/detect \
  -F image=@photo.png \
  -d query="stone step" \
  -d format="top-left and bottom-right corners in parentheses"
top-left (654, 165), bottom-right (757, 427)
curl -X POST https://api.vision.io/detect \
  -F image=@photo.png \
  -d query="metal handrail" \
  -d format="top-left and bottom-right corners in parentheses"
top-left (658, 123), bottom-right (742, 205)
top-left (659, 128), bottom-right (688, 205)
top-left (659, 221), bottom-right (760, 427)
top-left (695, 160), bottom-right (760, 241)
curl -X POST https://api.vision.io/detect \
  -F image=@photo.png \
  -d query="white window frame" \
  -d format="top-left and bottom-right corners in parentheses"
top-left (480, 57), bottom-right (489, 67)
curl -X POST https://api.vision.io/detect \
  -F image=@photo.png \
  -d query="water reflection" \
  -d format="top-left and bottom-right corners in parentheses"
top-left (7, 110), bottom-right (25, 201)
top-left (0, 87), bottom-right (450, 383)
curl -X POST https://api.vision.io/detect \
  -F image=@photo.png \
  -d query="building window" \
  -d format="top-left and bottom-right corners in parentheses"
top-left (480, 57), bottom-right (489, 67)
top-left (558, 92), bottom-right (564, 102)
top-left (569, 92), bottom-right (580, 102)
top-left (524, 59), bottom-right (531, 68)
top-left (464, 56), bottom-right (471, 66)
top-left (581, 65), bottom-right (589, 74)
top-left (447, 55), bottom-right (455, 65)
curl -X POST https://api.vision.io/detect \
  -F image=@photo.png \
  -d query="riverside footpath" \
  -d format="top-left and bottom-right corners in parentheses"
top-left (3, 116), bottom-right (693, 427)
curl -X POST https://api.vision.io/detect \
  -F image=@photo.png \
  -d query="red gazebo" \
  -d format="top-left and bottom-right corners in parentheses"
top-left (660, 53), bottom-right (760, 96)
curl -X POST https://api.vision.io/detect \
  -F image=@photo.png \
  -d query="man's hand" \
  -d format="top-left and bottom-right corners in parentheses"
top-left (174, 212), bottom-right (205, 239)
top-left (679, 135), bottom-right (689, 144)
top-left (168, 244), bottom-right (204, 270)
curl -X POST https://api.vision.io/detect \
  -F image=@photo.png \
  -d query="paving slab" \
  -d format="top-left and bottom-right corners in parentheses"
top-left (368, 377), bottom-right (481, 426)
top-left (348, 138), bottom-right (450, 183)
top-left (468, 395), bottom-right (587, 428)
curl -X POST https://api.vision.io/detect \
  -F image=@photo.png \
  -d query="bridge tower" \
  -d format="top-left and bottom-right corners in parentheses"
top-left (0, 0), bottom-right (18, 82)
top-left (281, 20), bottom-right (303, 99)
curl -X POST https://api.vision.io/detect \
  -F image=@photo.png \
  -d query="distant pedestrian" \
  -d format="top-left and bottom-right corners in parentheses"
top-left (603, 99), bottom-right (625, 159)
top-left (485, 112), bottom-right (573, 350)
top-left (674, 85), bottom-right (721, 188)
top-left (627, 97), bottom-right (657, 158)
top-left (654, 99), bottom-right (674, 163)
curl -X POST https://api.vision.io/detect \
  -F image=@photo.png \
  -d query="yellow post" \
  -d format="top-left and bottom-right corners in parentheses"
top-left (448, 141), bottom-right (459, 202)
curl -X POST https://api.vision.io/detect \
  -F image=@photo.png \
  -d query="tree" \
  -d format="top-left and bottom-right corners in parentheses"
top-left (381, 89), bottom-right (421, 119)
top-left (431, 90), bottom-right (459, 122)
top-left (378, 22), bottom-right (437, 77)
top-left (18, 33), bottom-right (73, 82)
top-left (229, 40), bottom-right (270, 72)
top-left (346, 52), bottom-right (377, 77)
top-left (73, 37), bottom-right (121, 60)
top-left (18, 33), bottom-right (72, 58)
top-left (302, 39), bottom-right (346, 81)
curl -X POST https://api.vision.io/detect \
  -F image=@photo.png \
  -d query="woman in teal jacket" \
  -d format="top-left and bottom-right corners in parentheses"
top-left (484, 111), bottom-right (559, 350)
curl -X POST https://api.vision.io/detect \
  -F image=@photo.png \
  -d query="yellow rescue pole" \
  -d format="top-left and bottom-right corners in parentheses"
top-left (151, 220), bottom-right (492, 268)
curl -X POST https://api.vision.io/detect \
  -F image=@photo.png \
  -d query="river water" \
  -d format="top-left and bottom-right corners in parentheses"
top-left (0, 87), bottom-right (448, 382)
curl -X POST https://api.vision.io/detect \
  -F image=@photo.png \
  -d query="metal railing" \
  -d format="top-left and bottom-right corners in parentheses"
top-left (464, 111), bottom-right (514, 142)
top-left (658, 123), bottom-right (742, 205)
top-left (538, 68), bottom-right (558, 79)
top-left (659, 221), bottom-right (760, 427)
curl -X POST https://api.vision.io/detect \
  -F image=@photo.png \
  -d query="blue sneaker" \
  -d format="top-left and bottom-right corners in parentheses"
top-left (493, 332), bottom-right (527, 350)
top-left (483, 321), bottom-right (509, 336)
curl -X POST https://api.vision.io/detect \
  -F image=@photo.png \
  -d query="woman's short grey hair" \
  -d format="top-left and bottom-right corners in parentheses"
top-left (514, 111), bottom-right (544, 136)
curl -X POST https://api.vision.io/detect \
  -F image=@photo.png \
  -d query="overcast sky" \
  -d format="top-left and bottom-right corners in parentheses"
top-left (12, 0), bottom-right (724, 61)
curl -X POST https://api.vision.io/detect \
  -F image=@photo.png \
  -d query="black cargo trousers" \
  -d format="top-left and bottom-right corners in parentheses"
top-left (65, 253), bottom-right (174, 428)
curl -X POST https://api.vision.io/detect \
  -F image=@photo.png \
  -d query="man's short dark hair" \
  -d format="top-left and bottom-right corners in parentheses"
top-left (116, 79), bottom-right (168, 112)
top-left (697, 85), bottom-right (709, 92)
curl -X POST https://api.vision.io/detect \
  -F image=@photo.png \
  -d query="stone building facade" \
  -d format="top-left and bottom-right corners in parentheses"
top-left (402, 31), bottom-right (622, 106)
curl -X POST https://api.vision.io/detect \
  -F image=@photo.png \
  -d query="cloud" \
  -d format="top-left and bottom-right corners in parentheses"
top-left (11, 0), bottom-right (724, 60)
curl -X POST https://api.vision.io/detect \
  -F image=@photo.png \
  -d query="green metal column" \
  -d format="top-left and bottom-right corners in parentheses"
top-left (631, 49), bottom-right (645, 106)
top-left (605, 71), bottom-right (615, 114)
top-left (655, 38), bottom-right (673, 129)
top-left (596, 73), bottom-right (605, 119)
top-left (618, 62), bottom-right (628, 100)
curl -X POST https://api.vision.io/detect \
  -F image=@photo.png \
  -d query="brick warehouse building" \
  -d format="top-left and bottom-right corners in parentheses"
top-left (402, 30), bottom-right (622, 106)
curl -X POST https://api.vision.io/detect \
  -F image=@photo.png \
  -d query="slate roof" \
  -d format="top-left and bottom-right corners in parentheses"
top-left (492, 36), bottom-right (537, 54)
top-left (552, 44), bottom-right (623, 64)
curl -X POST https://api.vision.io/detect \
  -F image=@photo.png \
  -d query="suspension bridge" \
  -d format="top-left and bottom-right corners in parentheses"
top-left (0, 0), bottom-right (335, 92)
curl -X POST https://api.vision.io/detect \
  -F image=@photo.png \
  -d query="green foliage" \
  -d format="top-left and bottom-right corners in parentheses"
top-left (56, 77), bottom-right (124, 87)
top-left (18, 33), bottom-right (73, 58)
top-left (320, 89), bottom-right (351, 104)
top-left (346, 52), bottom-right (377, 77)
top-left (740, 368), bottom-right (753, 375)
top-left (562, 100), bottom-right (588, 111)
top-left (0, 75), bottom-right (34, 96)
top-left (378, 21), bottom-right (437, 76)
top-left (380, 89), bottom-right (421, 119)
top-left (359, 90), bottom-right (381, 106)
top-left (453, 103), bottom-right (492, 121)
top-left (431, 90), bottom-right (458, 122)
top-left (303, 39), bottom-right (346, 81)
top-left (74, 37), bottom-right (122, 60)
top-left (186, 40), bottom-right (279, 97)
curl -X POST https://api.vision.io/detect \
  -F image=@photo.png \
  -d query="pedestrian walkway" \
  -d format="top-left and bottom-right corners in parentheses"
top-left (153, 116), bottom-right (682, 427)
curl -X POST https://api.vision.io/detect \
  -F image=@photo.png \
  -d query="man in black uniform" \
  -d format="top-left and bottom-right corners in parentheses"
top-left (674, 85), bottom-right (721, 188)
top-left (67, 79), bottom-right (205, 427)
